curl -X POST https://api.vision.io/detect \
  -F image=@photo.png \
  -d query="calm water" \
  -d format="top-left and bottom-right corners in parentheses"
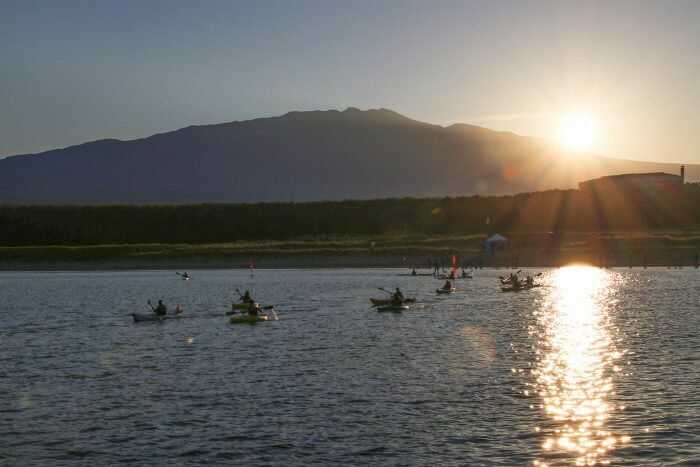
top-left (1, 267), bottom-right (699, 466)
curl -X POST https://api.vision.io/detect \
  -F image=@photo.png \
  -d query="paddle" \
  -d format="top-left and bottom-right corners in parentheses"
top-left (372, 288), bottom-right (393, 306)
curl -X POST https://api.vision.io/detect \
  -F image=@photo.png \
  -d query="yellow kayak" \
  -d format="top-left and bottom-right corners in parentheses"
top-left (230, 314), bottom-right (270, 324)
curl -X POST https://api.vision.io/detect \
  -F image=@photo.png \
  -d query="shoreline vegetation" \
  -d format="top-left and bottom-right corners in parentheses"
top-left (3, 187), bottom-right (700, 270)
top-left (2, 231), bottom-right (700, 270)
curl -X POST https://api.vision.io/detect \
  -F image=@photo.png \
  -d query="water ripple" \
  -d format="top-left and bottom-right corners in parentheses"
top-left (1, 268), bottom-right (699, 465)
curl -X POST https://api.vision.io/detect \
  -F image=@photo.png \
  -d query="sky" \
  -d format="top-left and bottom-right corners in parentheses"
top-left (2, 0), bottom-right (699, 162)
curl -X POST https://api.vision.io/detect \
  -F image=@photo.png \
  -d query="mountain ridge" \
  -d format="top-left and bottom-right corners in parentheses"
top-left (0, 108), bottom-right (695, 204)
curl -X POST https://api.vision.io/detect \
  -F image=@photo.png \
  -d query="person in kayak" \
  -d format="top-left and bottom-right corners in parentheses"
top-left (242, 290), bottom-right (253, 303)
top-left (525, 276), bottom-right (534, 287)
top-left (411, 268), bottom-right (417, 276)
top-left (511, 275), bottom-right (522, 288)
top-left (442, 280), bottom-right (453, 290)
top-left (392, 287), bottom-right (405, 305)
top-left (175, 304), bottom-right (183, 315)
top-left (247, 301), bottom-right (260, 316)
top-left (508, 273), bottom-right (523, 287)
top-left (154, 300), bottom-right (167, 316)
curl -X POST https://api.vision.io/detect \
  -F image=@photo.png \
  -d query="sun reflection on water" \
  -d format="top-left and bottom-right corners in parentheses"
top-left (530, 266), bottom-right (628, 466)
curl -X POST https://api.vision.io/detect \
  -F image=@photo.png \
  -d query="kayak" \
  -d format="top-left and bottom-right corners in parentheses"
top-left (226, 304), bottom-right (274, 316)
top-left (132, 313), bottom-right (165, 322)
top-left (501, 284), bottom-right (541, 292)
top-left (230, 314), bottom-right (271, 324)
top-left (370, 297), bottom-right (416, 306)
top-left (132, 312), bottom-right (181, 323)
top-left (376, 304), bottom-right (409, 312)
top-left (436, 288), bottom-right (456, 294)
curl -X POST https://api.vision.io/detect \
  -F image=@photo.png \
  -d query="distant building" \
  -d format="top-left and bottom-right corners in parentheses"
top-left (579, 166), bottom-right (684, 193)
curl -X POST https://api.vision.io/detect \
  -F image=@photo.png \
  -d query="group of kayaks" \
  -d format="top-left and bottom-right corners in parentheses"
top-left (133, 304), bottom-right (276, 324)
top-left (499, 272), bottom-right (543, 292)
top-left (369, 280), bottom-right (459, 313)
top-left (370, 271), bottom-right (544, 313)
top-left (131, 282), bottom-right (278, 325)
top-left (132, 270), bottom-right (543, 323)
top-left (406, 268), bottom-right (474, 280)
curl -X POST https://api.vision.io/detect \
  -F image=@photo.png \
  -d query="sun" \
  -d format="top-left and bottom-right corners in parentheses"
top-left (557, 112), bottom-right (599, 152)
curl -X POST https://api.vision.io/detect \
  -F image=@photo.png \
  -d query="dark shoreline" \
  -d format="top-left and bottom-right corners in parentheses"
top-left (1, 251), bottom-right (698, 271)
top-left (2, 232), bottom-right (700, 271)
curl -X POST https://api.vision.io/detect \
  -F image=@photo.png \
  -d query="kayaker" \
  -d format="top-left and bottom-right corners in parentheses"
top-left (442, 280), bottom-right (452, 290)
top-left (175, 304), bottom-right (183, 315)
top-left (154, 300), bottom-right (167, 316)
top-left (512, 276), bottom-right (522, 288)
top-left (242, 290), bottom-right (253, 303)
top-left (411, 268), bottom-right (417, 276)
top-left (182, 272), bottom-right (190, 279)
top-left (392, 287), bottom-right (405, 304)
top-left (509, 273), bottom-right (521, 286)
top-left (525, 276), bottom-right (534, 287)
top-left (247, 302), bottom-right (259, 316)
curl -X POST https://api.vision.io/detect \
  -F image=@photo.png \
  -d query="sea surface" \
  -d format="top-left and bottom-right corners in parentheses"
top-left (1, 267), bottom-right (699, 466)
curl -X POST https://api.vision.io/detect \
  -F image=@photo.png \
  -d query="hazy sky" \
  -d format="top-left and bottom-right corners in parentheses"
top-left (2, 0), bottom-right (699, 162)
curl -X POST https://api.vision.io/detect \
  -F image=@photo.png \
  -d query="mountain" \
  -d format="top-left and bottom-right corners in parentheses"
top-left (0, 107), bottom-right (695, 204)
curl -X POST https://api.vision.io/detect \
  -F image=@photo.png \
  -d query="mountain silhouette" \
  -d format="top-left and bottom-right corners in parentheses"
top-left (0, 107), bottom-right (694, 204)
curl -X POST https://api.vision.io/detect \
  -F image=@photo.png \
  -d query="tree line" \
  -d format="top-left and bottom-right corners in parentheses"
top-left (2, 185), bottom-right (700, 246)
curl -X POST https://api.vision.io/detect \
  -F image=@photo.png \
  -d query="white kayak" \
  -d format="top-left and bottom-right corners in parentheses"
top-left (376, 304), bottom-right (409, 312)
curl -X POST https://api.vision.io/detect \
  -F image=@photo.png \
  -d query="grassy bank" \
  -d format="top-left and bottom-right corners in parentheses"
top-left (2, 232), bottom-right (700, 270)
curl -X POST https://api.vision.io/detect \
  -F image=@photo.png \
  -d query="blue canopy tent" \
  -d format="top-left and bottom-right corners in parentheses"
top-left (485, 233), bottom-right (508, 255)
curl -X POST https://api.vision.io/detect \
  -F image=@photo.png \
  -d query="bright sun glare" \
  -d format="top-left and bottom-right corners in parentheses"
top-left (557, 113), bottom-right (599, 152)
